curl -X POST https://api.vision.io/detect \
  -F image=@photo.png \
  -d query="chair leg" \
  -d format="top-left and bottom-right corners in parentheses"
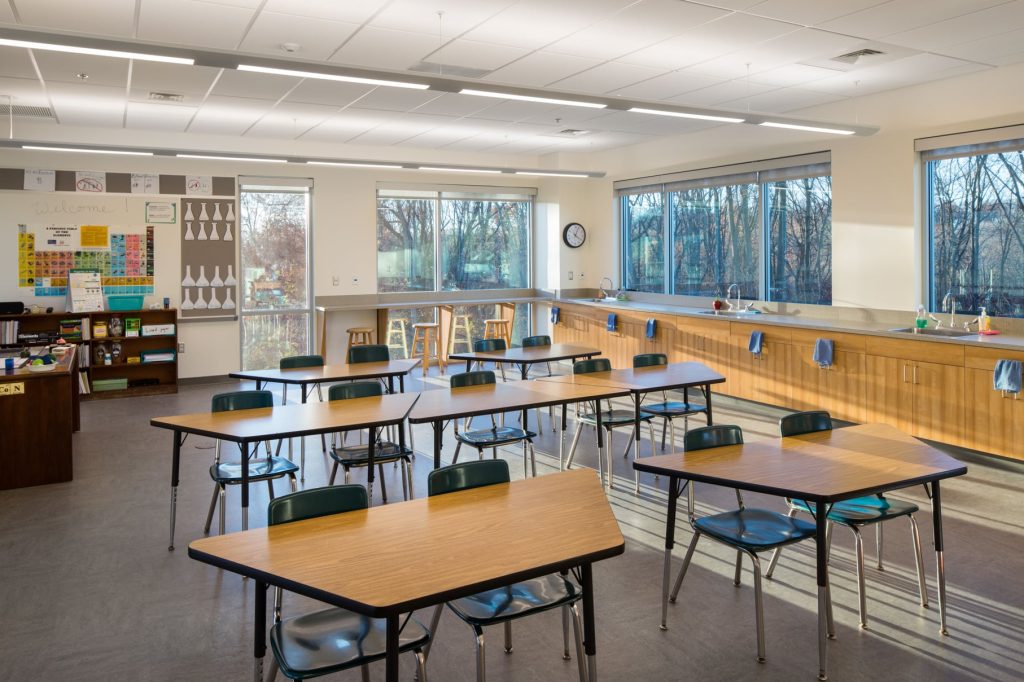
top-left (565, 422), bottom-right (584, 469)
top-left (852, 525), bottom-right (869, 628)
top-left (734, 551), bottom-right (743, 586)
top-left (876, 522), bottom-right (884, 570)
top-left (750, 552), bottom-right (767, 663)
top-left (415, 649), bottom-right (429, 682)
top-left (529, 442), bottom-right (537, 478)
top-left (561, 606), bottom-right (571, 660)
top-left (361, 665), bottom-right (370, 682)
top-left (406, 459), bottom-right (415, 499)
top-left (475, 627), bottom-right (487, 682)
top-left (669, 531), bottom-right (701, 603)
top-left (523, 440), bottom-right (529, 479)
top-left (344, 467), bottom-right (351, 484)
top-left (267, 479), bottom-right (275, 501)
top-left (765, 508), bottom-right (797, 579)
top-left (909, 515), bottom-right (929, 608)
top-left (660, 418), bottom-right (668, 452)
top-left (378, 464), bottom-right (388, 503)
top-left (570, 603), bottom-right (587, 682)
top-left (329, 461), bottom-right (339, 485)
top-left (203, 483), bottom-right (219, 535)
top-left (504, 621), bottom-right (513, 654)
top-left (452, 441), bottom-right (463, 465)
top-left (400, 458), bottom-right (409, 500)
top-left (218, 486), bottom-right (226, 535)
top-left (288, 472), bottom-right (297, 493)
top-left (622, 426), bottom-right (636, 458)
top-left (266, 656), bottom-right (279, 682)
top-left (422, 604), bottom-right (445, 663)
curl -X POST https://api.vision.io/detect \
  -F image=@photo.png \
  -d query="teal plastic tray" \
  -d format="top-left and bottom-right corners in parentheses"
top-left (107, 295), bottom-right (144, 311)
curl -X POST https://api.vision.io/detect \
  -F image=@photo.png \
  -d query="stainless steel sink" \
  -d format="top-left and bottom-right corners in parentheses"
top-left (888, 327), bottom-right (975, 338)
top-left (698, 310), bottom-right (763, 317)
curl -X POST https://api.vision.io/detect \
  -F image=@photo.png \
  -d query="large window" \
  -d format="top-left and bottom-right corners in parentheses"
top-left (926, 139), bottom-right (1024, 317)
top-left (619, 157), bottom-right (831, 304)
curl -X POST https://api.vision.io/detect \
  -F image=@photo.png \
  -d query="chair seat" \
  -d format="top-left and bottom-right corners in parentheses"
top-left (270, 608), bottom-right (430, 679)
top-left (210, 457), bottom-right (298, 483)
top-left (447, 574), bottom-right (579, 626)
top-left (640, 401), bottom-right (707, 418)
top-left (330, 442), bottom-right (412, 466)
top-left (578, 409), bottom-right (654, 427)
top-left (695, 508), bottom-right (817, 552)
top-left (456, 426), bottom-right (535, 447)
top-left (791, 496), bottom-right (919, 525)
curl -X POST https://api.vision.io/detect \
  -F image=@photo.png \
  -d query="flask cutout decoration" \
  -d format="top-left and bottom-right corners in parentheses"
top-left (181, 265), bottom-right (196, 287)
top-left (184, 203), bottom-right (195, 221)
top-left (196, 265), bottom-right (210, 287)
top-left (209, 222), bottom-right (219, 240)
top-left (224, 265), bottom-right (237, 286)
top-left (213, 203), bottom-right (223, 221)
top-left (194, 288), bottom-right (208, 310)
top-left (225, 203), bottom-right (235, 222)
top-left (211, 266), bottom-right (224, 287)
top-left (199, 202), bottom-right (209, 221)
top-left (180, 288), bottom-right (194, 310)
top-left (208, 288), bottom-right (222, 310)
top-left (197, 222), bottom-right (208, 240)
top-left (184, 222), bottom-right (195, 241)
top-left (222, 288), bottom-right (236, 310)
top-left (223, 222), bottom-right (233, 241)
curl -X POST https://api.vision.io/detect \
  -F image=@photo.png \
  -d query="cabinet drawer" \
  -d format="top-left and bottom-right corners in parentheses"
top-left (865, 337), bottom-right (965, 365)
top-left (673, 315), bottom-right (732, 338)
top-left (789, 328), bottom-right (867, 352)
top-left (963, 345), bottom-right (1024, 370)
top-left (730, 321), bottom-right (792, 345)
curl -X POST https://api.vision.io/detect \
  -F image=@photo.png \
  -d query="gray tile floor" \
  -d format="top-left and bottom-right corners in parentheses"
top-left (1, 365), bottom-right (1022, 681)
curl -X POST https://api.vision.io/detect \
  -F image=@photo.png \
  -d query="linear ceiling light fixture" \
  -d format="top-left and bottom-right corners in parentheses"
top-left (759, 121), bottom-right (856, 135)
top-left (629, 107), bottom-right (745, 124)
top-left (460, 89), bottom-right (606, 109)
top-left (22, 144), bottom-right (153, 156)
top-left (0, 38), bottom-right (193, 64)
top-left (307, 160), bottom-right (404, 169)
top-left (238, 64), bottom-right (428, 90)
top-left (515, 171), bottom-right (591, 178)
top-left (176, 153), bottom-right (287, 163)
top-left (420, 166), bottom-right (503, 174)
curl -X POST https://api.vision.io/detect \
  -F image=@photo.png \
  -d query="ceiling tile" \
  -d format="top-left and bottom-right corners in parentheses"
top-left (125, 101), bottom-right (196, 131)
top-left (14, 0), bottom-right (136, 37)
top-left (47, 82), bottom-right (125, 127)
top-left (748, 63), bottom-right (844, 87)
top-left (464, 99), bottom-right (562, 123)
top-left (425, 39), bottom-right (528, 71)
top-left (720, 86), bottom-right (847, 113)
top-left (945, 27), bottom-right (1024, 64)
top-left (593, 110), bottom-right (722, 135)
top-left (129, 62), bottom-right (221, 97)
top-left (261, 0), bottom-right (390, 23)
top-left (549, 62), bottom-right (666, 94)
top-left (349, 87), bottom-right (440, 113)
top-left (138, 0), bottom-right (256, 50)
top-left (237, 11), bottom-right (359, 61)
top-left (807, 52), bottom-right (987, 94)
top-left (667, 78), bottom-right (779, 106)
top-left (329, 26), bottom-right (440, 70)
top-left (745, 0), bottom-right (889, 26)
top-left (285, 79), bottom-right (373, 107)
top-left (369, 0), bottom-right (514, 36)
top-left (245, 102), bottom-right (339, 138)
top-left (400, 125), bottom-right (477, 149)
top-left (0, 75), bottom-right (49, 106)
top-left (459, 0), bottom-right (632, 50)
top-left (0, 46), bottom-right (38, 79)
top-left (188, 94), bottom-right (273, 134)
top-left (819, 0), bottom-right (1008, 40)
top-left (407, 93), bottom-right (492, 117)
top-left (34, 52), bottom-right (128, 87)
top-left (0, 2), bottom-right (15, 22)
top-left (299, 110), bottom-right (400, 142)
top-left (485, 51), bottom-right (602, 88)
top-left (885, 1), bottom-right (1024, 51)
top-left (609, 70), bottom-right (722, 100)
top-left (212, 69), bottom-right (297, 100)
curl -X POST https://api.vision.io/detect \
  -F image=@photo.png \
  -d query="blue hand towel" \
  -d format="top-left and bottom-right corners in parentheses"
top-left (748, 331), bottom-right (764, 355)
top-left (813, 338), bottom-right (834, 368)
top-left (607, 313), bottom-right (617, 332)
top-left (550, 306), bottom-right (560, 325)
top-left (646, 318), bottom-right (656, 339)
top-left (993, 359), bottom-right (1022, 393)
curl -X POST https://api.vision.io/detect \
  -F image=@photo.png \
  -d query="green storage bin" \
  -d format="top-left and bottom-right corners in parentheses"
top-left (92, 378), bottom-right (128, 392)
top-left (107, 295), bottom-right (144, 311)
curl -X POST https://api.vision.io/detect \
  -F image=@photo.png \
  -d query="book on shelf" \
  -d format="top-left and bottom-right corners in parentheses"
top-left (1, 320), bottom-right (19, 345)
top-left (59, 319), bottom-right (83, 341)
top-left (125, 318), bottom-right (141, 338)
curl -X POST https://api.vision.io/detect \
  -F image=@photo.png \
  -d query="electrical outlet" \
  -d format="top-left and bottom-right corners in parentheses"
top-left (568, 271), bottom-right (574, 280)
top-left (352, 277), bottom-right (359, 286)
top-left (177, 343), bottom-right (185, 353)
top-left (579, 272), bottom-right (584, 279)
top-left (332, 275), bottom-right (340, 286)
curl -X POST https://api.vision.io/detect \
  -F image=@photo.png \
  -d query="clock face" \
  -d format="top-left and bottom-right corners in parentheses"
top-left (563, 222), bottom-right (586, 248)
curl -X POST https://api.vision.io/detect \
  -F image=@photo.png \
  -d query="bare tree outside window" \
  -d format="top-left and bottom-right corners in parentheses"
top-left (767, 176), bottom-right (832, 304)
top-left (623, 192), bottom-right (665, 292)
top-left (377, 198), bottom-right (435, 292)
top-left (440, 199), bottom-right (529, 290)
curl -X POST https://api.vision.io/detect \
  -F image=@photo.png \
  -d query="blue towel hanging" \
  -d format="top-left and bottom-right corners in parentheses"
top-left (646, 318), bottom-right (656, 339)
top-left (993, 359), bottom-right (1022, 393)
top-left (813, 338), bottom-right (834, 368)
top-left (607, 313), bottom-right (617, 332)
top-left (748, 331), bottom-right (764, 355)
top-left (550, 306), bottom-right (560, 325)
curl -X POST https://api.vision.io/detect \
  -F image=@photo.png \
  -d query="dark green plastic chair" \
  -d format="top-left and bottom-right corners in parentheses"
top-left (327, 381), bottom-right (413, 503)
top-left (448, 372), bottom-right (537, 478)
top-left (634, 353), bottom-right (708, 453)
top-left (564, 358), bottom-right (656, 491)
top-left (347, 344), bottom-right (390, 364)
top-left (666, 424), bottom-right (817, 662)
top-left (766, 411), bottom-right (927, 628)
top-left (521, 335), bottom-right (553, 378)
top-left (423, 460), bottom-right (586, 682)
top-left (472, 338), bottom-right (508, 380)
top-left (204, 390), bottom-right (299, 536)
top-left (264, 485), bottom-right (430, 681)
top-left (279, 354), bottom-right (327, 455)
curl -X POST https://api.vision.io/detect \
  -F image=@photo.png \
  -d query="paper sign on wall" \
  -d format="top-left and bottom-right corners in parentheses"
top-left (145, 201), bottom-right (176, 223)
top-left (80, 225), bottom-right (109, 248)
top-left (24, 169), bottom-right (56, 192)
top-left (131, 173), bottom-right (159, 194)
top-left (185, 175), bottom-right (212, 195)
top-left (76, 171), bottom-right (106, 193)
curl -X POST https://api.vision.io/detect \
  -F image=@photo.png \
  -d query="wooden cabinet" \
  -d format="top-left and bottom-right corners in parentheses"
top-left (673, 316), bottom-right (731, 373)
top-left (788, 330), bottom-right (867, 423)
top-left (728, 322), bottom-right (792, 406)
top-left (551, 303), bottom-right (674, 368)
top-left (963, 346), bottom-right (1024, 460)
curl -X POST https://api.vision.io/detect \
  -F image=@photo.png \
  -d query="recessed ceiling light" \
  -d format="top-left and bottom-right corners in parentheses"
top-left (419, 166), bottom-right (503, 174)
top-left (0, 38), bottom-right (193, 64)
top-left (22, 145), bottom-right (152, 156)
top-left (238, 64), bottom-right (429, 90)
top-left (759, 121), bottom-right (856, 135)
top-left (307, 161), bottom-right (404, 169)
top-left (628, 107), bottom-right (745, 124)
top-left (279, 43), bottom-right (300, 54)
top-left (74, 72), bottom-right (89, 80)
top-left (460, 89), bottom-right (606, 109)
top-left (176, 153), bottom-right (287, 163)
top-left (514, 171), bottom-right (591, 178)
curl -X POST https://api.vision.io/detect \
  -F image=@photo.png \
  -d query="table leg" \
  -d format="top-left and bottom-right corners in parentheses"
top-left (432, 420), bottom-right (442, 469)
top-left (168, 431), bottom-right (183, 551)
top-left (581, 563), bottom-right (597, 681)
top-left (385, 613), bottom-right (400, 682)
top-left (814, 501), bottom-right (830, 681)
top-left (520, 362), bottom-right (529, 381)
top-left (255, 379), bottom-right (263, 391)
top-left (366, 426), bottom-right (377, 503)
top-left (703, 384), bottom-right (713, 425)
top-left (387, 376), bottom-right (395, 394)
top-left (399, 375), bottom-right (405, 393)
top-left (242, 440), bottom-right (250, 531)
top-left (559, 403), bottom-right (567, 470)
top-left (933, 480), bottom-right (949, 636)
top-left (299, 388), bottom-right (308, 482)
top-left (595, 406), bottom-right (607, 488)
top-left (633, 393), bottom-right (642, 493)
top-left (661, 478), bottom-right (681, 630)
top-left (254, 579), bottom-right (267, 682)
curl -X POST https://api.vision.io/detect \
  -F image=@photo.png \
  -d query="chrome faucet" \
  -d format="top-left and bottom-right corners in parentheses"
top-left (599, 276), bottom-right (615, 300)
top-left (942, 292), bottom-right (958, 328)
top-left (726, 283), bottom-right (741, 311)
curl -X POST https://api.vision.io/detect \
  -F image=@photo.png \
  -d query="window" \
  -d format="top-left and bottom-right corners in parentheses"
top-left (925, 137), bottom-right (1024, 317)
top-left (377, 195), bottom-right (434, 293)
top-left (617, 156), bottom-right (831, 303)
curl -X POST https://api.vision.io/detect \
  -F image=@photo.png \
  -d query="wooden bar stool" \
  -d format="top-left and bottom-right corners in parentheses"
top-left (448, 314), bottom-right (473, 356)
top-left (345, 327), bottom-right (374, 363)
top-left (386, 318), bottom-right (409, 359)
top-left (483, 318), bottom-right (512, 348)
top-left (411, 322), bottom-right (445, 376)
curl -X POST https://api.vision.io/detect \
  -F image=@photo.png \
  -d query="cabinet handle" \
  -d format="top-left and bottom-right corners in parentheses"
top-left (902, 364), bottom-right (907, 383)
top-left (913, 365), bottom-right (918, 385)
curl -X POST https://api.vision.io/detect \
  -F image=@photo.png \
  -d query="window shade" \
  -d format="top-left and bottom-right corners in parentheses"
top-left (377, 182), bottom-right (537, 198)
top-left (918, 136), bottom-right (1024, 162)
top-left (614, 151), bottom-right (830, 194)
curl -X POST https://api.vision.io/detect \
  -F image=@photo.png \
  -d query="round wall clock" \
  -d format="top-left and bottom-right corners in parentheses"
top-left (562, 222), bottom-right (586, 248)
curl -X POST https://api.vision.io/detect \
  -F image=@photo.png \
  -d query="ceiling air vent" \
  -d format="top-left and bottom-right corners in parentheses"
top-left (0, 104), bottom-right (54, 118)
top-left (148, 91), bottom-right (185, 102)
top-left (831, 48), bottom-right (884, 65)
top-left (557, 129), bottom-right (592, 137)
top-left (408, 61), bottom-right (493, 79)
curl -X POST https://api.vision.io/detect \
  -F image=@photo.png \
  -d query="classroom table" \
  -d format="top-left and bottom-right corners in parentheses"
top-left (229, 358), bottom-right (421, 397)
top-left (152, 392), bottom-right (419, 551)
top-left (447, 343), bottom-right (601, 380)
top-left (632, 423), bottom-right (968, 681)
top-left (188, 468), bottom-right (626, 682)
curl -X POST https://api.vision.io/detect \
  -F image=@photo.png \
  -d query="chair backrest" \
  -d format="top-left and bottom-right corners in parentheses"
top-left (428, 460), bottom-right (510, 497)
top-left (574, 357), bottom-right (611, 374)
top-left (450, 370), bottom-right (496, 388)
top-left (473, 338), bottom-right (507, 352)
top-left (211, 389), bottom-right (274, 413)
top-left (279, 354), bottom-right (324, 370)
top-left (633, 353), bottom-right (668, 368)
top-left (268, 485), bottom-right (368, 526)
top-left (348, 344), bottom-right (390, 364)
top-left (522, 335), bottom-right (551, 348)
top-left (780, 410), bottom-right (832, 437)
top-left (328, 381), bottom-right (384, 401)
top-left (684, 425), bottom-right (744, 451)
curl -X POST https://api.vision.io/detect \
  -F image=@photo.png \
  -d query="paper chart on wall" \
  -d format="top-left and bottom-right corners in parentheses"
top-left (180, 198), bottom-right (237, 319)
top-left (24, 169), bottom-right (56, 192)
top-left (75, 171), bottom-right (106, 193)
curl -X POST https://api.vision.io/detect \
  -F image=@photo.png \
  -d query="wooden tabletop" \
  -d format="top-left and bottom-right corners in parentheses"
top-left (536, 362), bottom-right (725, 393)
top-left (151, 392), bottom-right (420, 442)
top-left (633, 423), bottom-right (967, 502)
top-left (447, 343), bottom-right (601, 364)
top-left (189, 468), bottom-right (625, 615)
top-left (407, 381), bottom-right (630, 423)
top-left (229, 359), bottom-right (421, 385)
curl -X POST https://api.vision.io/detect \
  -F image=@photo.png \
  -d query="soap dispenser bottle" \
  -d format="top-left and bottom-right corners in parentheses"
top-left (979, 307), bottom-right (990, 332)
top-left (915, 304), bottom-right (927, 329)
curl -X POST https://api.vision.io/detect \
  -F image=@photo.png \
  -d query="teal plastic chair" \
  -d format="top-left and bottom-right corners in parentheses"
top-left (634, 353), bottom-right (708, 452)
top-left (449, 371), bottom-right (537, 478)
top-left (279, 354), bottom-right (327, 456)
top-left (347, 344), bottom-right (389, 364)
top-left (521, 335), bottom-right (553, 378)
top-left (472, 338), bottom-right (508, 381)
top-left (203, 390), bottom-right (298, 536)
top-left (765, 411), bottom-right (928, 628)
top-left (327, 382), bottom-right (414, 503)
top-left (666, 425), bottom-right (818, 662)
top-left (423, 460), bottom-right (587, 682)
top-left (264, 485), bottom-right (431, 681)
top-left (564, 358), bottom-right (656, 491)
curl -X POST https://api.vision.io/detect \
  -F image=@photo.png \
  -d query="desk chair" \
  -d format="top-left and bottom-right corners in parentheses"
top-left (764, 410), bottom-right (928, 629)
top-left (203, 390), bottom-right (298, 536)
top-left (471, 338), bottom-right (508, 381)
top-left (449, 371), bottom-right (537, 478)
top-left (265, 486), bottom-right (430, 681)
top-left (327, 382), bottom-right (414, 504)
top-left (564, 358), bottom-right (657, 491)
top-left (278, 354), bottom-right (328, 458)
top-left (667, 425), bottom-right (819, 662)
top-left (634, 353), bottom-right (708, 452)
top-left (522, 334), bottom-right (556, 432)
top-left (423, 460), bottom-right (586, 682)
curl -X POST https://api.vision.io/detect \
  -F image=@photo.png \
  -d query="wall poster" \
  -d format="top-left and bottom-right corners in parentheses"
top-left (179, 198), bottom-right (237, 319)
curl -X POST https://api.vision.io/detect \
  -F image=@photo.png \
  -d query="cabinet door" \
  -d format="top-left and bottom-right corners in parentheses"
top-left (790, 345), bottom-right (866, 422)
top-left (863, 354), bottom-right (912, 431)
top-left (963, 367), bottom-right (1024, 459)
top-left (911, 361), bottom-right (964, 445)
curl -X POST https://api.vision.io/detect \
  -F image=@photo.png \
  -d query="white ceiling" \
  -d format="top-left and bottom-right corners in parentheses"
top-left (0, 0), bottom-right (1021, 156)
